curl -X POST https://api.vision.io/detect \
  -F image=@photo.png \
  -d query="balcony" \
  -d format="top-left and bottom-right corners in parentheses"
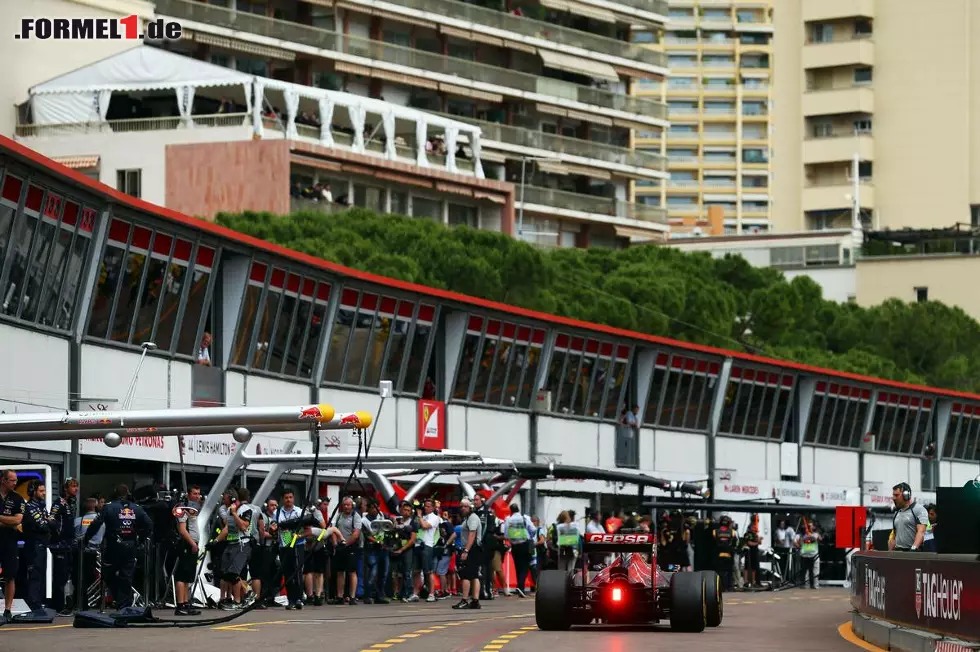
top-left (803, 38), bottom-right (875, 69)
top-left (518, 185), bottom-right (668, 224)
top-left (432, 112), bottom-right (666, 172)
top-left (803, 85), bottom-right (874, 116)
top-left (155, 0), bottom-right (667, 122)
top-left (803, 180), bottom-right (875, 211)
top-left (802, 0), bottom-right (874, 22)
top-left (803, 133), bottom-right (874, 164)
top-left (339, 0), bottom-right (667, 71)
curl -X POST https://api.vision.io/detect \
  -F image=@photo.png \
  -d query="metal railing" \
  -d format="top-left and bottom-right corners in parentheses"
top-left (156, 0), bottom-right (667, 120)
top-left (805, 130), bottom-right (873, 140)
top-left (290, 198), bottom-right (351, 215)
top-left (431, 111), bottom-right (666, 171)
top-left (805, 178), bottom-right (873, 188)
top-left (519, 185), bottom-right (667, 223)
top-left (15, 113), bottom-right (251, 137)
top-left (367, 0), bottom-right (666, 68)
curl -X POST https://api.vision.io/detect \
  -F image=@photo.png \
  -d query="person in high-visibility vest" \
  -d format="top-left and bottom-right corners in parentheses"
top-left (797, 524), bottom-right (821, 589)
top-left (923, 504), bottom-right (937, 552)
top-left (554, 511), bottom-right (580, 572)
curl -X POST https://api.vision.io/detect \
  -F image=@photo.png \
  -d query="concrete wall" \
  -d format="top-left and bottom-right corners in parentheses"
top-left (16, 124), bottom-right (255, 208)
top-left (165, 139), bottom-right (291, 219)
top-left (0, 323), bottom-right (71, 452)
top-left (857, 255), bottom-right (980, 322)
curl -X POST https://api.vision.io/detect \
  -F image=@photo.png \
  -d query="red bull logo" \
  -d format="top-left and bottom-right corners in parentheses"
top-left (338, 414), bottom-right (361, 427)
top-left (299, 406), bottom-right (325, 420)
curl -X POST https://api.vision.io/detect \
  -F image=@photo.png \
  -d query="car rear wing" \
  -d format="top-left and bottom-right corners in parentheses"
top-left (582, 532), bottom-right (656, 553)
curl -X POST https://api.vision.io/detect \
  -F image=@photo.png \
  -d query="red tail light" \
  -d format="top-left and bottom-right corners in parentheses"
top-left (611, 587), bottom-right (623, 602)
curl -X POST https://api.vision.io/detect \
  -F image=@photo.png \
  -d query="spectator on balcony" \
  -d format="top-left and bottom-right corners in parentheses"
top-left (320, 185), bottom-right (333, 204)
top-left (620, 405), bottom-right (640, 431)
top-left (197, 332), bottom-right (212, 366)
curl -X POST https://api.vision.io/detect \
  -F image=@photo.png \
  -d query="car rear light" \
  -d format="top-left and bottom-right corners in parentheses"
top-left (611, 587), bottom-right (623, 603)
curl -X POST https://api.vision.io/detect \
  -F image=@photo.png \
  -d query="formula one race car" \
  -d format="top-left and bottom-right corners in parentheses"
top-left (535, 532), bottom-right (722, 632)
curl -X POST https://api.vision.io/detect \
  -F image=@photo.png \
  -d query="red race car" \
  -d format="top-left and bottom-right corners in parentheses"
top-left (535, 532), bottom-right (723, 632)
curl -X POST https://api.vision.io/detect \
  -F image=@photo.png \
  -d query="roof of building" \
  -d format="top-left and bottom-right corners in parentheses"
top-left (2, 133), bottom-right (977, 403)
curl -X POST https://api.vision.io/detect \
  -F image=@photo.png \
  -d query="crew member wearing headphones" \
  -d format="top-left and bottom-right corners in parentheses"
top-left (0, 469), bottom-right (26, 624)
top-left (84, 485), bottom-right (153, 610)
top-left (889, 482), bottom-right (928, 552)
top-left (49, 477), bottom-right (78, 615)
top-left (22, 481), bottom-right (57, 616)
top-left (172, 485), bottom-right (203, 616)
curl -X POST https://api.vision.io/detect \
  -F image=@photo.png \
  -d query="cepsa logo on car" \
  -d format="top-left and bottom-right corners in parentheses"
top-left (15, 16), bottom-right (182, 41)
top-left (586, 533), bottom-right (654, 544)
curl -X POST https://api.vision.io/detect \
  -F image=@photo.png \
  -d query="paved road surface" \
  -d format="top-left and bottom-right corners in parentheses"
top-left (0, 588), bottom-right (860, 652)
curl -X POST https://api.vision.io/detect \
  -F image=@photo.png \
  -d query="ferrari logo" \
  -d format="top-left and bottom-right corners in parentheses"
top-left (423, 405), bottom-right (432, 422)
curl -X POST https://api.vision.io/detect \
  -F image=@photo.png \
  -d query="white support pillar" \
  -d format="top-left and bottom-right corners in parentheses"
top-left (318, 97), bottom-right (335, 147)
top-left (632, 347), bottom-right (657, 420)
top-left (253, 81), bottom-right (265, 138)
top-left (416, 119), bottom-right (429, 167)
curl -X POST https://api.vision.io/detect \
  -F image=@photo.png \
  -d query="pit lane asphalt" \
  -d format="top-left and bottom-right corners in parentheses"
top-left (0, 587), bottom-right (861, 652)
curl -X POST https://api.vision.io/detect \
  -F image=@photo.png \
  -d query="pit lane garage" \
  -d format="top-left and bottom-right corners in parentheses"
top-left (535, 532), bottom-right (723, 632)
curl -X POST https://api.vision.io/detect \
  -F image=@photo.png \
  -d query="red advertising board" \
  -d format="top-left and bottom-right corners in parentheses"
top-left (417, 399), bottom-right (446, 451)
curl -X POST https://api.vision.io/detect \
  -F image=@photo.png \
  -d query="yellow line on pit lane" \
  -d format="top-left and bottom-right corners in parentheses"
top-left (838, 621), bottom-right (888, 652)
top-left (0, 624), bottom-right (72, 632)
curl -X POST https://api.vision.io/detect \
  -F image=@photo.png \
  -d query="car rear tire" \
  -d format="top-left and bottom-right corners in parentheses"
top-left (669, 572), bottom-right (706, 633)
top-left (700, 570), bottom-right (723, 627)
top-left (535, 570), bottom-right (571, 631)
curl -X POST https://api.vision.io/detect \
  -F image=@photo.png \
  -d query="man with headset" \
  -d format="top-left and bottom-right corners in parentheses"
top-left (889, 482), bottom-right (929, 552)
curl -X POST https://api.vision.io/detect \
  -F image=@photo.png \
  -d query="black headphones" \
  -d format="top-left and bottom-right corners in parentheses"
top-left (27, 481), bottom-right (41, 498)
top-left (898, 482), bottom-right (912, 502)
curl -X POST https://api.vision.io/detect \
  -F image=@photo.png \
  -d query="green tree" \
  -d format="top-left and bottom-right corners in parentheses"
top-left (215, 208), bottom-right (980, 392)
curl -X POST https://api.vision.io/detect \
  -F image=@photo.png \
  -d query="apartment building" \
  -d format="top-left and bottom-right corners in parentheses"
top-left (773, 0), bottom-right (980, 233)
top-left (146, 0), bottom-right (673, 247)
top-left (4, 0), bottom-right (672, 248)
top-left (633, 0), bottom-right (773, 236)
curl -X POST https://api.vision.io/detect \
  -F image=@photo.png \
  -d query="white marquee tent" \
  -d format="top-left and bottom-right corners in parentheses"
top-left (28, 45), bottom-right (484, 177)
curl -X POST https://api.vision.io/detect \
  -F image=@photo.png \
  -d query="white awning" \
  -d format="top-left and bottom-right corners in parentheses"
top-left (536, 160), bottom-right (569, 175)
top-left (539, 49), bottom-right (620, 83)
top-left (30, 45), bottom-right (253, 94)
top-left (540, 0), bottom-right (616, 23)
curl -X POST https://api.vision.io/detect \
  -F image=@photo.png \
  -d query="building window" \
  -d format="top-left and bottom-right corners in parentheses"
top-left (631, 31), bottom-right (657, 43)
top-left (854, 67), bottom-right (873, 84)
top-left (812, 122), bottom-right (833, 138)
top-left (854, 18), bottom-right (873, 36)
top-left (812, 24), bottom-right (833, 43)
top-left (971, 204), bottom-right (980, 227)
top-left (853, 118), bottom-right (872, 134)
top-left (915, 287), bottom-right (928, 303)
top-left (116, 169), bottom-right (141, 199)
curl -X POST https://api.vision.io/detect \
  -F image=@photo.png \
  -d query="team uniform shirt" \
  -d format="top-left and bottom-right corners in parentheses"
top-left (460, 513), bottom-right (483, 550)
top-left (175, 501), bottom-right (201, 544)
top-left (75, 512), bottom-right (105, 548)
top-left (893, 501), bottom-right (929, 549)
top-left (586, 520), bottom-right (606, 535)
top-left (275, 505), bottom-right (304, 547)
top-left (419, 513), bottom-right (441, 548)
top-left (333, 511), bottom-right (363, 548)
top-left (453, 524), bottom-right (464, 551)
top-left (393, 516), bottom-right (420, 551)
top-left (0, 489), bottom-right (25, 540)
top-left (775, 526), bottom-right (796, 548)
